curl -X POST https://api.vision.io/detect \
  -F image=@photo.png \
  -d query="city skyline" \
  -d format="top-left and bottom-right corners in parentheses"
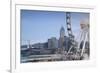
top-left (21, 10), bottom-right (89, 45)
top-left (21, 26), bottom-right (67, 50)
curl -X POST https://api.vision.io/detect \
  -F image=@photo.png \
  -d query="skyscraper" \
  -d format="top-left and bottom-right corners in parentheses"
top-left (48, 37), bottom-right (58, 49)
top-left (59, 26), bottom-right (65, 49)
top-left (60, 26), bottom-right (65, 38)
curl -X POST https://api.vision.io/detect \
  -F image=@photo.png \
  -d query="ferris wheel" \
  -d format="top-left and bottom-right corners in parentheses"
top-left (66, 12), bottom-right (89, 60)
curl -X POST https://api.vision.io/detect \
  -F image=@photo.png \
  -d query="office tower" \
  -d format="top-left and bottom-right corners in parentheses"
top-left (48, 37), bottom-right (58, 49)
top-left (59, 26), bottom-right (65, 49)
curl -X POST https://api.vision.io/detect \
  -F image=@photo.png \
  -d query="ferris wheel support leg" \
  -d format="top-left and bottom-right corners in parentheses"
top-left (67, 46), bottom-right (73, 55)
top-left (77, 31), bottom-right (83, 52)
top-left (81, 32), bottom-right (88, 57)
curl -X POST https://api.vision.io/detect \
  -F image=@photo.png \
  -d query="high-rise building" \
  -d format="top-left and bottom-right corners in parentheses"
top-left (48, 37), bottom-right (58, 49)
top-left (60, 26), bottom-right (65, 38)
top-left (58, 26), bottom-right (70, 53)
top-left (59, 26), bottom-right (65, 49)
